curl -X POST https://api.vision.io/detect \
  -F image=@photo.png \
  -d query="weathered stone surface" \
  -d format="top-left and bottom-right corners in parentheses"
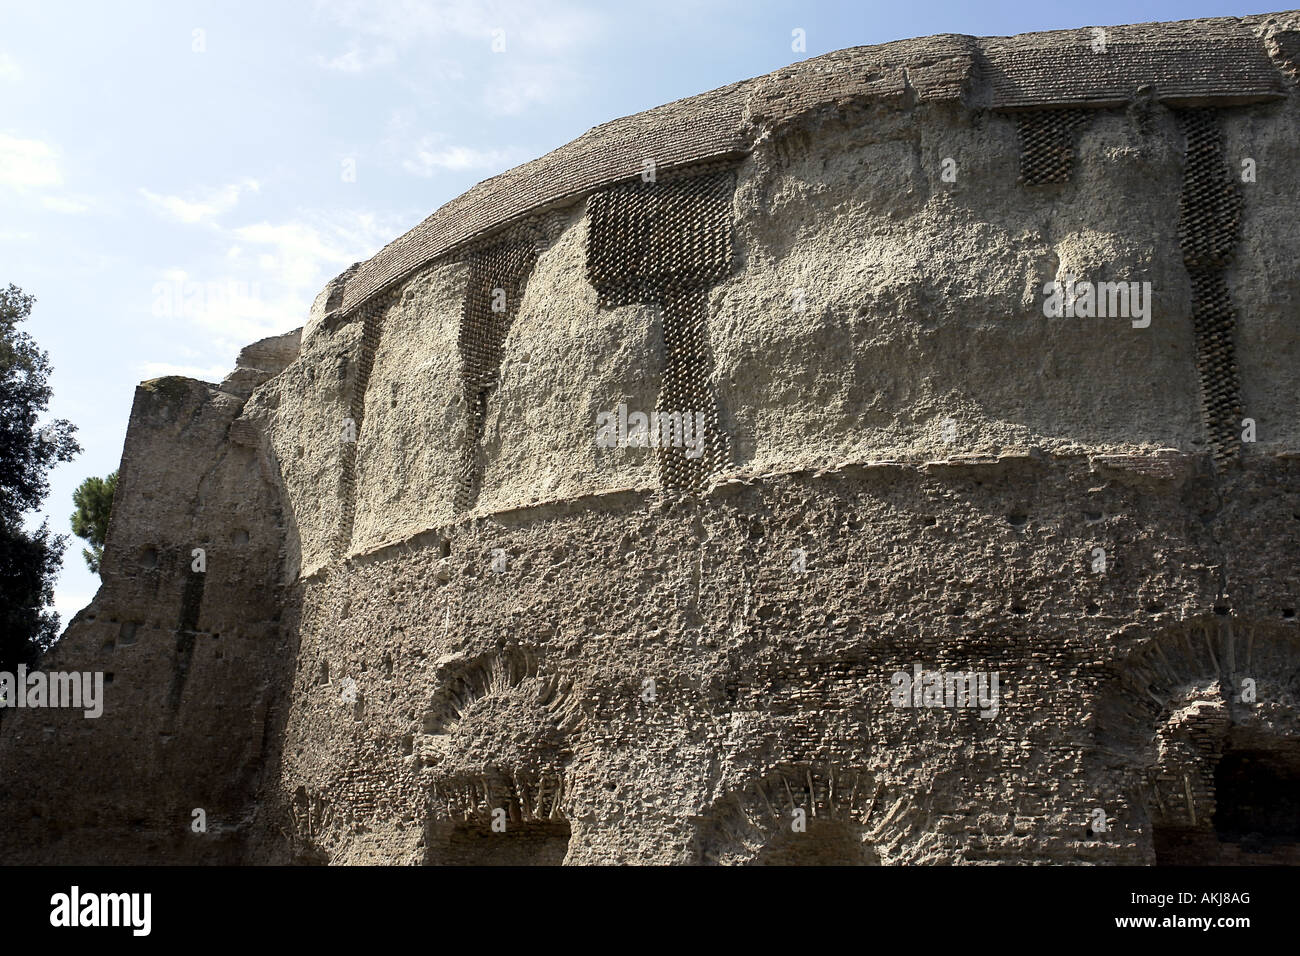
top-left (0, 378), bottom-right (295, 863)
top-left (1, 12), bottom-right (1298, 865)
top-left (975, 19), bottom-right (1284, 110)
top-left (220, 330), bottom-right (302, 399)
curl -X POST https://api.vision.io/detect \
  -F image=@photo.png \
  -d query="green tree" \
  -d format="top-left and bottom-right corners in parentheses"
top-left (0, 284), bottom-right (79, 672)
top-left (71, 471), bottom-right (117, 575)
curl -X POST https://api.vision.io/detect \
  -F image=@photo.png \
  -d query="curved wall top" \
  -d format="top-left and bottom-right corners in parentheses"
top-left (323, 14), bottom-right (1294, 323)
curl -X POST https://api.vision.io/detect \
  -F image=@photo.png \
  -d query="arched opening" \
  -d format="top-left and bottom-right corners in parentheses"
top-left (1155, 738), bottom-right (1300, 865)
top-left (424, 819), bottom-right (571, 866)
top-left (1095, 618), bottom-right (1300, 866)
top-left (1211, 743), bottom-right (1300, 863)
top-left (695, 763), bottom-right (907, 865)
top-left (751, 818), bottom-right (880, 866)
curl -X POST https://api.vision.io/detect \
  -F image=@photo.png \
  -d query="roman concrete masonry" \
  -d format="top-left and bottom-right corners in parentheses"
top-left (2, 13), bottom-right (1299, 865)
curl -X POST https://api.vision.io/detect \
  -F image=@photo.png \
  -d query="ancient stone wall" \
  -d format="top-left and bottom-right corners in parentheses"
top-left (0, 371), bottom-right (299, 863)
top-left (3, 12), bottom-right (1300, 865)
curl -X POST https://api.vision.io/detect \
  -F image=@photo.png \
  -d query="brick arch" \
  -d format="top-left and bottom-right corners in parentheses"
top-left (417, 646), bottom-right (580, 735)
top-left (417, 647), bottom-right (581, 865)
top-left (422, 775), bottom-right (573, 866)
top-left (691, 762), bottom-right (933, 865)
top-left (1092, 616), bottom-right (1300, 864)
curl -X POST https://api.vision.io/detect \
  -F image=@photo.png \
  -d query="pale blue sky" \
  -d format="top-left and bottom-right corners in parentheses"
top-left (0, 0), bottom-right (1267, 626)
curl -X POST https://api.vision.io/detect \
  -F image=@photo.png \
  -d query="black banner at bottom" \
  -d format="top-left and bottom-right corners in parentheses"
top-left (1, 864), bottom-right (1287, 942)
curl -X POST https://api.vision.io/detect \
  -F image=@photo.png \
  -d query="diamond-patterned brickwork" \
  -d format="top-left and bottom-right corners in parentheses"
top-left (335, 290), bottom-right (396, 558)
top-left (587, 165), bottom-right (736, 494)
top-left (454, 224), bottom-right (543, 511)
top-left (1176, 109), bottom-right (1244, 466)
top-left (587, 164), bottom-right (735, 307)
top-left (1015, 109), bottom-right (1090, 185)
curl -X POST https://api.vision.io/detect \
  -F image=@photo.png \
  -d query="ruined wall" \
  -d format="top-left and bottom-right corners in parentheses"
top-left (0, 353), bottom-right (301, 863)
top-left (3, 13), bottom-right (1300, 865)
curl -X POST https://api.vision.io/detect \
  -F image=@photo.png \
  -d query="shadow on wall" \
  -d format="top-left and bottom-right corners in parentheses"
top-left (692, 762), bottom-right (905, 865)
top-left (750, 818), bottom-right (881, 866)
top-left (424, 819), bottom-right (571, 866)
top-left (1093, 615), bottom-right (1300, 865)
top-left (1154, 735), bottom-right (1300, 865)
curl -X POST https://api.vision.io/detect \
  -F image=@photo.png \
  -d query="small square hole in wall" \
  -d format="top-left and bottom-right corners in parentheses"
top-left (119, 622), bottom-right (138, 645)
top-left (233, 529), bottom-right (250, 545)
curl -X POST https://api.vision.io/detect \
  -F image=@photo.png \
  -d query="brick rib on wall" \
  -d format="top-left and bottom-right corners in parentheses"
top-left (586, 165), bottom-right (737, 494)
top-left (1175, 108), bottom-right (1244, 466)
top-left (1014, 109), bottom-right (1091, 185)
top-left (454, 225), bottom-right (543, 511)
top-left (335, 293), bottom-right (394, 558)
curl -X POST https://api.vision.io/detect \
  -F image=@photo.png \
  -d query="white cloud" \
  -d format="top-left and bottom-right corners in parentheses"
top-left (138, 361), bottom-right (232, 383)
top-left (139, 178), bottom-right (260, 224)
top-left (148, 209), bottom-right (403, 355)
top-left (483, 61), bottom-right (575, 116)
top-left (0, 134), bottom-right (95, 211)
top-left (0, 134), bottom-right (62, 188)
top-left (0, 53), bottom-right (20, 82)
top-left (316, 45), bottom-right (397, 72)
top-left (402, 138), bottom-right (525, 176)
top-left (312, 0), bottom-right (604, 73)
top-left (42, 194), bottom-right (91, 214)
top-left (232, 217), bottom-right (372, 291)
